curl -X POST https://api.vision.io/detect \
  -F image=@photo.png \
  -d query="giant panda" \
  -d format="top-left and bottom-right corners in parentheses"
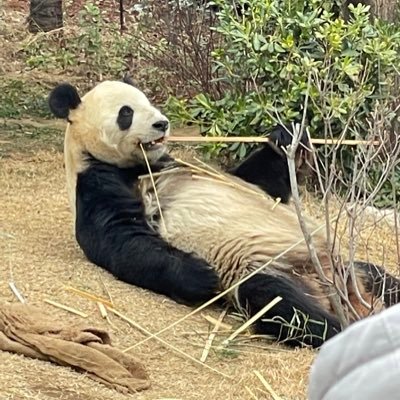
top-left (48, 78), bottom-right (400, 348)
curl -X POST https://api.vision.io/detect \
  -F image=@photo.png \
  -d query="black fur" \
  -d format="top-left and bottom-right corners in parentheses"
top-left (75, 156), bottom-right (220, 306)
top-left (152, 120), bottom-right (169, 132)
top-left (51, 78), bottom-right (396, 348)
top-left (237, 273), bottom-right (341, 348)
top-left (231, 125), bottom-right (310, 203)
top-left (122, 74), bottom-right (135, 86)
top-left (354, 261), bottom-right (400, 307)
top-left (49, 83), bottom-right (81, 119)
top-left (117, 105), bottom-right (134, 130)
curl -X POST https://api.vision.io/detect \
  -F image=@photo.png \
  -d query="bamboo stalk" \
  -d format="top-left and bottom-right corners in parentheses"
top-left (9, 282), bottom-right (26, 304)
top-left (97, 302), bottom-right (108, 319)
top-left (168, 136), bottom-right (380, 146)
top-left (245, 386), bottom-right (259, 400)
top-left (123, 218), bottom-right (335, 354)
top-left (254, 370), bottom-right (284, 400)
top-left (222, 297), bottom-right (282, 346)
top-left (44, 299), bottom-right (88, 318)
top-left (64, 286), bottom-right (113, 308)
top-left (202, 314), bottom-right (233, 331)
top-left (140, 143), bottom-right (168, 234)
top-left (174, 158), bottom-right (271, 201)
top-left (200, 309), bottom-right (228, 363)
top-left (107, 306), bottom-right (231, 379)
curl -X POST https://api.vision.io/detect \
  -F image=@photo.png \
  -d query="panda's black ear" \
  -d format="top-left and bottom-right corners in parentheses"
top-left (48, 83), bottom-right (81, 119)
top-left (122, 74), bottom-right (135, 86)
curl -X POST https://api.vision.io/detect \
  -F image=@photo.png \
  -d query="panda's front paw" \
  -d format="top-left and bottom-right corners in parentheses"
top-left (169, 256), bottom-right (220, 306)
top-left (268, 124), bottom-right (309, 149)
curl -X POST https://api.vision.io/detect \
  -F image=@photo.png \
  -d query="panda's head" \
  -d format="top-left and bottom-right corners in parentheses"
top-left (49, 79), bottom-right (170, 168)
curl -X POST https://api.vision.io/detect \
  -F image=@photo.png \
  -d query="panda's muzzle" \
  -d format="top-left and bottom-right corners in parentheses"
top-left (152, 120), bottom-right (169, 132)
top-left (140, 134), bottom-right (167, 151)
top-left (139, 120), bottom-right (169, 150)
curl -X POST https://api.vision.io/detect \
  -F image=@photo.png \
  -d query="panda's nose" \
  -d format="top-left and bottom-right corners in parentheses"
top-left (152, 120), bottom-right (169, 132)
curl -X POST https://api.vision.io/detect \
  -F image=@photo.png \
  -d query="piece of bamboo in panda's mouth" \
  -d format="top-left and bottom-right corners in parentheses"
top-left (166, 136), bottom-right (380, 146)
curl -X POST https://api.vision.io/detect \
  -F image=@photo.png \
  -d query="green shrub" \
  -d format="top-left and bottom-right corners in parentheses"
top-left (166, 0), bottom-right (400, 206)
top-left (22, 4), bottom-right (130, 78)
top-left (0, 79), bottom-right (51, 119)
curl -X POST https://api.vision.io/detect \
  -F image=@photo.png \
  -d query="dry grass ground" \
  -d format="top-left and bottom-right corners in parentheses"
top-left (0, 149), bottom-right (316, 400)
top-left (1, 3), bottom-right (399, 400)
top-left (1, 145), bottom-right (399, 400)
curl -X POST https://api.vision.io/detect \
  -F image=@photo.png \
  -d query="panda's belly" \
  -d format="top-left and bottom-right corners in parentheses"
top-left (141, 170), bottom-right (327, 288)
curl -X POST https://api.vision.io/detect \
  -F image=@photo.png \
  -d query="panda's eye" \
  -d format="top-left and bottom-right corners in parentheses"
top-left (117, 106), bottom-right (134, 130)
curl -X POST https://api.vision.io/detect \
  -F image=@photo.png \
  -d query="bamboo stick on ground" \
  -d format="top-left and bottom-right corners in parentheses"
top-left (44, 299), bottom-right (88, 318)
top-left (123, 218), bottom-right (335, 353)
top-left (9, 282), bottom-right (26, 304)
top-left (200, 309), bottom-right (228, 363)
top-left (65, 286), bottom-right (113, 308)
top-left (222, 297), bottom-right (282, 346)
top-left (107, 306), bottom-right (231, 379)
top-left (254, 370), bottom-right (284, 400)
top-left (202, 314), bottom-right (232, 331)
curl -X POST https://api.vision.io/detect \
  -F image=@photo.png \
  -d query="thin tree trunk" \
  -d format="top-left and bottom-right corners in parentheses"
top-left (343, 0), bottom-right (398, 22)
top-left (29, 0), bottom-right (63, 33)
top-left (370, 0), bottom-right (398, 21)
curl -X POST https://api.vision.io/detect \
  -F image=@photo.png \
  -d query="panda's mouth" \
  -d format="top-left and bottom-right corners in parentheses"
top-left (140, 136), bottom-right (166, 151)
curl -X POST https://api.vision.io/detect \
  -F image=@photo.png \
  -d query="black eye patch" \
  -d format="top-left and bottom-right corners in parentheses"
top-left (117, 106), bottom-right (134, 130)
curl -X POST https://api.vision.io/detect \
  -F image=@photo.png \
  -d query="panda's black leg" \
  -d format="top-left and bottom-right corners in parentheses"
top-left (229, 124), bottom-right (310, 203)
top-left (236, 273), bottom-right (341, 348)
top-left (354, 261), bottom-right (400, 307)
top-left (75, 161), bottom-right (220, 306)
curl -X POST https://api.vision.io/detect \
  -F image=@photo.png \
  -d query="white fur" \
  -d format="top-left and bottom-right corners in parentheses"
top-left (64, 80), bottom-right (169, 217)
top-left (140, 167), bottom-right (330, 291)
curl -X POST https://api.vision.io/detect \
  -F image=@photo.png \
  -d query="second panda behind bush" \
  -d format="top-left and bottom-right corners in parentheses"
top-left (49, 78), bottom-right (400, 348)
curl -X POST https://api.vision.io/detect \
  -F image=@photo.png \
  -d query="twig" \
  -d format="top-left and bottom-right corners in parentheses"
top-left (9, 282), bottom-right (26, 303)
top-left (44, 299), bottom-right (88, 318)
top-left (245, 386), bottom-right (259, 400)
top-left (97, 302), bottom-right (108, 319)
top-left (168, 136), bottom-right (380, 146)
top-left (174, 158), bottom-right (272, 201)
top-left (200, 309), bottom-right (227, 363)
top-left (138, 167), bottom-right (181, 181)
top-left (139, 143), bottom-right (168, 233)
top-left (1, 231), bottom-right (15, 239)
top-left (271, 197), bottom-right (281, 210)
top-left (192, 175), bottom-right (269, 201)
top-left (229, 341), bottom-right (290, 353)
top-left (202, 314), bottom-right (233, 330)
top-left (175, 157), bottom-right (227, 181)
top-left (285, 77), bottom-right (348, 327)
top-left (65, 286), bottom-right (113, 307)
top-left (254, 370), bottom-right (283, 400)
top-left (107, 306), bottom-right (231, 379)
top-left (97, 272), bottom-right (115, 307)
top-left (180, 329), bottom-right (236, 336)
top-left (222, 297), bottom-right (282, 346)
top-left (193, 156), bottom-right (226, 176)
top-left (188, 342), bottom-right (288, 357)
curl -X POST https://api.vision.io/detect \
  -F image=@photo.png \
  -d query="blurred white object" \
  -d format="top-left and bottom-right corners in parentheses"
top-left (308, 303), bottom-right (400, 400)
